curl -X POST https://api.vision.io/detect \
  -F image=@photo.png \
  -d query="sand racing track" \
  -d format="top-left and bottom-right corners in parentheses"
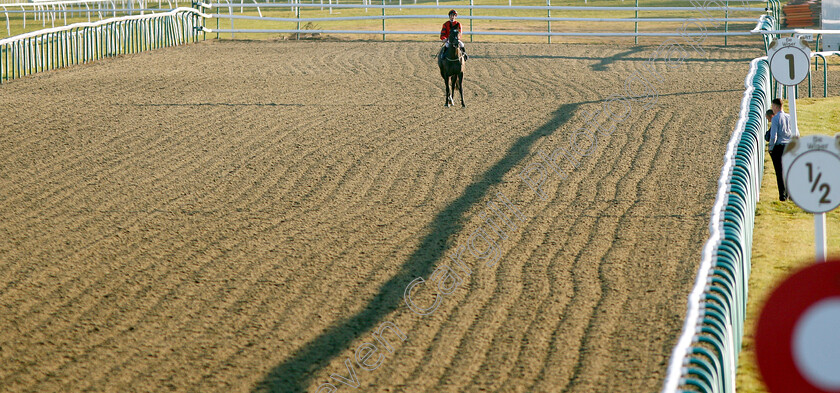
top-left (0, 40), bottom-right (771, 392)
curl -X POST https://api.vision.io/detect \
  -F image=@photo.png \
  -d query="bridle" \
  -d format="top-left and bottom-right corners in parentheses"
top-left (444, 29), bottom-right (462, 62)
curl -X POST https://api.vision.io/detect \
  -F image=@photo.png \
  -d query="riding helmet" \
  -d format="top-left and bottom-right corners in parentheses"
top-left (449, 9), bottom-right (457, 16)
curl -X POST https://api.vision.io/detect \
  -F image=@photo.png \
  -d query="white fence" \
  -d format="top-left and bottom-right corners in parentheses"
top-left (1, 0), bottom-right (189, 36)
top-left (0, 0), bottom-right (774, 83)
top-left (3, 0), bottom-right (774, 42)
top-left (0, 6), bottom-right (203, 81)
top-left (196, 0), bottom-right (770, 43)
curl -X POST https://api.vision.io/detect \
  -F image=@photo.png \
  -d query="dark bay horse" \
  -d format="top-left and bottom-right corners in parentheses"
top-left (438, 28), bottom-right (465, 108)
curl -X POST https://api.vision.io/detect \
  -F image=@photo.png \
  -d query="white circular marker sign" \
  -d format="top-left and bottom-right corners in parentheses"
top-left (793, 298), bottom-right (840, 391)
top-left (756, 260), bottom-right (840, 393)
top-left (768, 37), bottom-right (811, 86)
top-left (783, 135), bottom-right (840, 213)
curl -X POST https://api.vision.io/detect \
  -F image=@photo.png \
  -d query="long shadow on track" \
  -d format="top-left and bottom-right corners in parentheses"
top-left (254, 102), bottom-right (584, 393)
top-left (254, 85), bottom-right (747, 392)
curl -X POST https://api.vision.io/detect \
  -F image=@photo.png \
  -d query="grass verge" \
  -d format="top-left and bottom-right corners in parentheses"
top-left (736, 96), bottom-right (840, 392)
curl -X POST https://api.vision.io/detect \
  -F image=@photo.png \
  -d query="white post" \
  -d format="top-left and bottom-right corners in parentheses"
top-left (785, 85), bottom-right (822, 261)
top-left (228, 1), bottom-right (234, 38)
top-left (816, 213), bottom-right (827, 262)
top-left (788, 85), bottom-right (799, 137)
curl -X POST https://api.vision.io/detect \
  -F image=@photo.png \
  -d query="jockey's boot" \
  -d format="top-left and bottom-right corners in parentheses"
top-left (461, 48), bottom-right (468, 61)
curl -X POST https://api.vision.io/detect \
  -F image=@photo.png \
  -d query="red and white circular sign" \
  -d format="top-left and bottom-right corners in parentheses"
top-left (755, 259), bottom-right (840, 393)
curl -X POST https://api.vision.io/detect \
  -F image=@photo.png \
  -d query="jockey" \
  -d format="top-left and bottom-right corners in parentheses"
top-left (440, 10), bottom-right (468, 60)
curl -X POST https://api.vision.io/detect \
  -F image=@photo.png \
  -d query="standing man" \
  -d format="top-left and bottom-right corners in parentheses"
top-left (440, 10), bottom-right (468, 61)
top-left (768, 98), bottom-right (796, 201)
top-left (764, 109), bottom-right (774, 143)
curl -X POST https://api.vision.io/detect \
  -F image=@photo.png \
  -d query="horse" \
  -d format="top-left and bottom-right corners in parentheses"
top-left (438, 28), bottom-right (465, 108)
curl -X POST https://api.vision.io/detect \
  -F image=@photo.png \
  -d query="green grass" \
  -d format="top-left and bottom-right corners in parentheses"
top-left (736, 96), bottom-right (840, 392)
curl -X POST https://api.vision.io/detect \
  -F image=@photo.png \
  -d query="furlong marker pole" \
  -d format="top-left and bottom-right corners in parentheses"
top-left (788, 85), bottom-right (798, 138)
top-left (816, 212), bottom-right (827, 261)
top-left (784, 85), bottom-right (826, 261)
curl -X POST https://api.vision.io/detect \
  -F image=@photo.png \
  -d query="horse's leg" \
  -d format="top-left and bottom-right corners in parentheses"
top-left (458, 73), bottom-right (465, 107)
top-left (444, 74), bottom-right (451, 107)
top-left (449, 75), bottom-right (457, 107)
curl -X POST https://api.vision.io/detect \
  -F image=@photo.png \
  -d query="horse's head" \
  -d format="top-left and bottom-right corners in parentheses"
top-left (448, 28), bottom-right (460, 45)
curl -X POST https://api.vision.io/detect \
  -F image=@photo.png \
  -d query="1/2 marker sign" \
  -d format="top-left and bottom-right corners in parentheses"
top-left (768, 37), bottom-right (811, 86)
top-left (783, 135), bottom-right (840, 213)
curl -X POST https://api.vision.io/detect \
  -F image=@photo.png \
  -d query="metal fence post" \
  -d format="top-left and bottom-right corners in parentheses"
top-left (634, 0), bottom-right (638, 44)
top-left (21, 37), bottom-right (26, 76)
top-left (547, 0), bottom-right (551, 43)
top-left (381, 0), bottom-right (385, 41)
top-left (469, 0), bottom-right (473, 42)
top-left (724, 0), bottom-right (729, 46)
top-left (807, 69), bottom-right (811, 97)
top-left (15, 40), bottom-right (20, 79)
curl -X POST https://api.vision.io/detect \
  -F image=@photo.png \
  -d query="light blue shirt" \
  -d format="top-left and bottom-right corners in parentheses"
top-left (769, 110), bottom-right (794, 151)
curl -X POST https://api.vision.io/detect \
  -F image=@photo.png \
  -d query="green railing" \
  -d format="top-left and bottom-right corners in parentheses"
top-left (754, 14), bottom-right (773, 52)
top-left (766, 0), bottom-right (780, 32)
top-left (0, 6), bottom-right (204, 82)
top-left (661, 57), bottom-right (770, 393)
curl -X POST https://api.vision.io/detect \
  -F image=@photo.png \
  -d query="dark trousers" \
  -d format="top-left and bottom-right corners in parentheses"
top-left (770, 144), bottom-right (788, 200)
